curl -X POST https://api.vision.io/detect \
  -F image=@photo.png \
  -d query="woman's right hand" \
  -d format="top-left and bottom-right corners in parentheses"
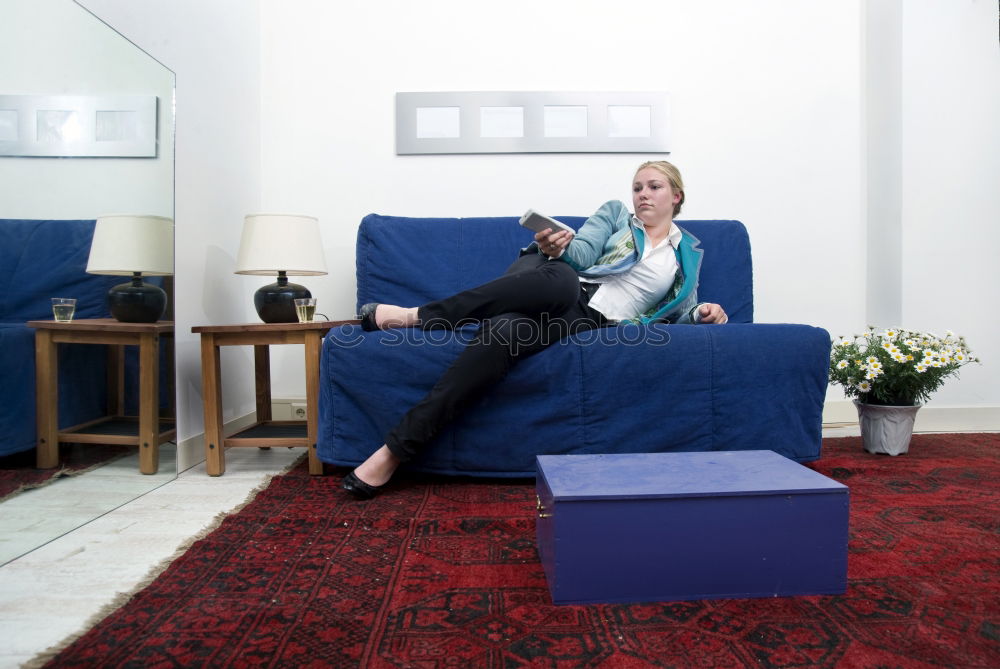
top-left (535, 229), bottom-right (573, 257)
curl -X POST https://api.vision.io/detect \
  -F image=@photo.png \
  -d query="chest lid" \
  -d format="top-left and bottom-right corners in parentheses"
top-left (537, 451), bottom-right (845, 502)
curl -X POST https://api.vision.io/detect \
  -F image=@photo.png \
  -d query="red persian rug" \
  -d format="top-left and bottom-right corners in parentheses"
top-left (40, 434), bottom-right (999, 668)
top-left (0, 443), bottom-right (132, 503)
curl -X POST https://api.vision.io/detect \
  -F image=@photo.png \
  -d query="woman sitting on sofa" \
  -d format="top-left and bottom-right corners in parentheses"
top-left (342, 160), bottom-right (728, 499)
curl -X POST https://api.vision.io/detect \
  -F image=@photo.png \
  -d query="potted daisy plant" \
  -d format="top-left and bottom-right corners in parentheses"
top-left (829, 327), bottom-right (978, 455)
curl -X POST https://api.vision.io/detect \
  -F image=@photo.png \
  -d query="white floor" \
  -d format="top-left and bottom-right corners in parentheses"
top-left (0, 427), bottom-right (863, 669)
top-left (0, 448), bottom-right (179, 567)
top-left (0, 446), bottom-right (307, 669)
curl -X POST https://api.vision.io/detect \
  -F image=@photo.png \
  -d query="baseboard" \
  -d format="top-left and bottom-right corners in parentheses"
top-left (175, 412), bottom-right (258, 473)
top-left (176, 404), bottom-right (996, 470)
top-left (824, 400), bottom-right (1000, 433)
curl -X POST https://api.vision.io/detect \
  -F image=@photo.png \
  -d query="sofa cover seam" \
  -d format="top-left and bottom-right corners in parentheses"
top-left (708, 326), bottom-right (718, 448)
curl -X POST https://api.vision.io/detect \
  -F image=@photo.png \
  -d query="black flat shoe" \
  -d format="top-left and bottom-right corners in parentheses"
top-left (341, 470), bottom-right (384, 499)
top-left (358, 303), bottom-right (380, 332)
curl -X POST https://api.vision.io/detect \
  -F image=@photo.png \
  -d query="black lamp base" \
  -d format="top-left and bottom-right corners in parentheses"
top-left (254, 274), bottom-right (311, 323)
top-left (108, 275), bottom-right (167, 323)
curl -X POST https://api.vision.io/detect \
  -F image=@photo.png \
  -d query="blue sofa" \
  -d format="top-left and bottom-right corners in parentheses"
top-left (317, 213), bottom-right (831, 477)
top-left (0, 219), bottom-right (123, 459)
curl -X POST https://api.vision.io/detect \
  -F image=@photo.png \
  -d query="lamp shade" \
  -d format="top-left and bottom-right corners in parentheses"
top-left (235, 214), bottom-right (327, 276)
top-left (235, 214), bottom-right (327, 323)
top-left (86, 214), bottom-right (173, 323)
top-left (86, 214), bottom-right (174, 276)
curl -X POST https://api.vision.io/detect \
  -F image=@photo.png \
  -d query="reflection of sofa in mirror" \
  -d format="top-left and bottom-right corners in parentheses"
top-left (0, 218), bottom-right (168, 460)
top-left (317, 213), bottom-right (832, 477)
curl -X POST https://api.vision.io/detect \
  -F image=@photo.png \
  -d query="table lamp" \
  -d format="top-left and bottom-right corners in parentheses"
top-left (86, 214), bottom-right (174, 323)
top-left (235, 214), bottom-right (327, 323)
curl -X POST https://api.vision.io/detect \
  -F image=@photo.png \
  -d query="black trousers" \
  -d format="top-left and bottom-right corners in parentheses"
top-left (384, 253), bottom-right (608, 461)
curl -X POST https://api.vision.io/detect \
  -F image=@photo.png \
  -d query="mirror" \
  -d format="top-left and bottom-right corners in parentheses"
top-left (0, 0), bottom-right (176, 564)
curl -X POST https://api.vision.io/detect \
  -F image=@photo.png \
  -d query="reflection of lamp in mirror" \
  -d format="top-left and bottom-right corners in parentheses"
top-left (235, 214), bottom-right (327, 323)
top-left (86, 214), bottom-right (174, 322)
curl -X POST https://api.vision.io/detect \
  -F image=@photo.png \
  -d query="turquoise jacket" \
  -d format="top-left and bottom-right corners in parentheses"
top-left (541, 200), bottom-right (705, 324)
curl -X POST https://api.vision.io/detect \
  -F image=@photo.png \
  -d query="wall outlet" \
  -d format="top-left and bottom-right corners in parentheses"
top-left (271, 398), bottom-right (307, 421)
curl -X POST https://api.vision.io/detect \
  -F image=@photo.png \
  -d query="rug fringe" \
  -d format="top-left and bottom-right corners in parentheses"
top-left (23, 452), bottom-right (308, 668)
top-left (1, 449), bottom-right (134, 504)
top-left (2, 465), bottom-right (86, 504)
top-left (0, 473), bottom-right (67, 505)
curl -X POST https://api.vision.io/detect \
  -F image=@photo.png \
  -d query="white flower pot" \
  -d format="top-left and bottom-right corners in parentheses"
top-left (854, 401), bottom-right (922, 456)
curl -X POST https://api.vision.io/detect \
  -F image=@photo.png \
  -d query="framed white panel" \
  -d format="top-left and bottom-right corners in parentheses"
top-left (608, 105), bottom-right (652, 138)
top-left (0, 109), bottom-right (17, 141)
top-left (416, 107), bottom-right (460, 138)
top-left (544, 106), bottom-right (588, 138)
top-left (480, 106), bottom-right (524, 138)
top-left (0, 94), bottom-right (158, 157)
top-left (396, 91), bottom-right (670, 154)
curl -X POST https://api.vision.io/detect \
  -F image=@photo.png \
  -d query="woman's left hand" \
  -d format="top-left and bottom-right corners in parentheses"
top-left (697, 303), bottom-right (728, 324)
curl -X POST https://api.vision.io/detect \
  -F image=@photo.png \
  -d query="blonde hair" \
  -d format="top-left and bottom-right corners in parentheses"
top-left (635, 160), bottom-right (685, 216)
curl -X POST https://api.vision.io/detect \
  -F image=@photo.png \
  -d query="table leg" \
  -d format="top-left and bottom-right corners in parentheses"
top-left (304, 331), bottom-right (323, 475)
top-left (201, 333), bottom-right (225, 476)
top-left (164, 334), bottom-right (176, 419)
top-left (254, 344), bottom-right (272, 422)
top-left (34, 329), bottom-right (59, 469)
top-left (107, 344), bottom-right (124, 417)
top-left (137, 332), bottom-right (160, 475)
top-left (254, 344), bottom-right (273, 450)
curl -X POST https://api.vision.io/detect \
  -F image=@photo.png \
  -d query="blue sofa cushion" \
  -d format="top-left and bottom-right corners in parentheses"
top-left (356, 214), bottom-right (754, 323)
top-left (0, 219), bottom-right (119, 457)
top-left (319, 321), bottom-right (830, 476)
top-left (0, 219), bottom-right (119, 321)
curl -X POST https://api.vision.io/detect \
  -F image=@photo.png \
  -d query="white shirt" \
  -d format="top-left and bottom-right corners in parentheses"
top-left (584, 223), bottom-right (682, 321)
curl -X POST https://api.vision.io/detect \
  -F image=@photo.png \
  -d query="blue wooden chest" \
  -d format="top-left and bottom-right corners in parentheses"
top-left (535, 450), bottom-right (848, 605)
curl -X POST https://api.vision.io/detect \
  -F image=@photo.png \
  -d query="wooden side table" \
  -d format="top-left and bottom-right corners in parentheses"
top-left (28, 318), bottom-right (176, 475)
top-left (192, 320), bottom-right (357, 476)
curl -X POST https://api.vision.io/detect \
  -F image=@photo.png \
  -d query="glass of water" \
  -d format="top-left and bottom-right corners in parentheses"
top-left (52, 297), bottom-right (76, 322)
top-left (294, 298), bottom-right (317, 323)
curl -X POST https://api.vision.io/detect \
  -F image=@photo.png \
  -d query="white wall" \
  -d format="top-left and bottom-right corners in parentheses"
top-left (897, 0), bottom-right (1000, 407)
top-left (259, 0), bottom-right (868, 398)
top-left (856, 0), bottom-right (1000, 425)
top-left (79, 0), bottom-right (262, 455)
top-left (0, 0), bottom-right (173, 219)
top-left (865, 0), bottom-right (904, 328)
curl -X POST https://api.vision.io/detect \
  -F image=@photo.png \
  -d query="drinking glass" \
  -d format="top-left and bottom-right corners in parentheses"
top-left (294, 298), bottom-right (317, 323)
top-left (52, 297), bottom-right (76, 322)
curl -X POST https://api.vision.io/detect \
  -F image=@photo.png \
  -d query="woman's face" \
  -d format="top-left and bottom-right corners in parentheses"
top-left (632, 167), bottom-right (681, 226)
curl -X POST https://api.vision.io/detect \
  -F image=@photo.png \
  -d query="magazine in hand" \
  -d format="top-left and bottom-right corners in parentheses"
top-left (519, 209), bottom-right (575, 235)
